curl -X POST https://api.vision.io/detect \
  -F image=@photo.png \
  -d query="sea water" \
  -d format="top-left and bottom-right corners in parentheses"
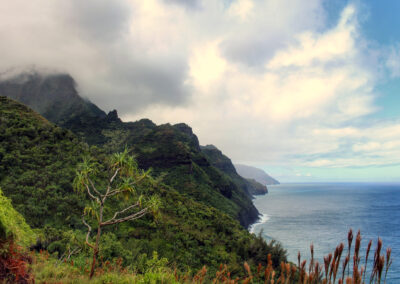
top-left (251, 183), bottom-right (400, 283)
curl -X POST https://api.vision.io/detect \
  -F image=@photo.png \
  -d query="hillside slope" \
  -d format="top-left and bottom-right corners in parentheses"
top-left (0, 96), bottom-right (286, 271)
top-left (1, 72), bottom-right (259, 228)
top-left (0, 96), bottom-right (86, 228)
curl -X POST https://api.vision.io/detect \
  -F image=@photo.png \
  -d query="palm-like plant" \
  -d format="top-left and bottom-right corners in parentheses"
top-left (73, 148), bottom-right (160, 279)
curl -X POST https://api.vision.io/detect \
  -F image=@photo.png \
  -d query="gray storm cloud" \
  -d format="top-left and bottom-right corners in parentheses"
top-left (0, 0), bottom-right (193, 114)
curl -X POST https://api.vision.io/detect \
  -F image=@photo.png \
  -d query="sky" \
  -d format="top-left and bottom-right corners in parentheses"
top-left (1, 0), bottom-right (400, 182)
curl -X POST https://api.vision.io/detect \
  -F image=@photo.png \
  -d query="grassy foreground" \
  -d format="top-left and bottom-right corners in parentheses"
top-left (27, 229), bottom-right (392, 284)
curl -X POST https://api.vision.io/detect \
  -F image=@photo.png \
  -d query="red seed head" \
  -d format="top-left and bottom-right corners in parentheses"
top-left (355, 230), bottom-right (361, 258)
top-left (386, 247), bottom-right (392, 265)
top-left (348, 229), bottom-right (353, 249)
top-left (366, 240), bottom-right (372, 261)
top-left (377, 238), bottom-right (383, 254)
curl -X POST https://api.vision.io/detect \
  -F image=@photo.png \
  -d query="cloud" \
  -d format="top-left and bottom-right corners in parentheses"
top-left (62, 0), bottom-right (132, 43)
top-left (0, 0), bottom-right (192, 113)
top-left (1, 0), bottom-right (400, 175)
top-left (220, 0), bottom-right (324, 67)
top-left (126, 3), bottom-right (382, 165)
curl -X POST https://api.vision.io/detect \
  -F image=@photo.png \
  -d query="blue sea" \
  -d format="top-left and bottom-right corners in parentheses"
top-left (250, 183), bottom-right (400, 283)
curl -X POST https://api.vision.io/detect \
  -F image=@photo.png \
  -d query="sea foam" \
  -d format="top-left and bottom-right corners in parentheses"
top-left (249, 213), bottom-right (270, 233)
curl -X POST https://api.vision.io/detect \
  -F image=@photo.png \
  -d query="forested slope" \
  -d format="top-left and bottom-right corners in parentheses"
top-left (0, 96), bottom-right (286, 273)
top-left (1, 72), bottom-right (260, 228)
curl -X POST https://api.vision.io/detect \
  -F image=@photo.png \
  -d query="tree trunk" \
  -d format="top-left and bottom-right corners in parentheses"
top-left (89, 225), bottom-right (102, 279)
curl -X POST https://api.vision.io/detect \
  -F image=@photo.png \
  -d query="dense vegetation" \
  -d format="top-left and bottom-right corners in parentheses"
top-left (0, 97), bottom-right (85, 228)
top-left (0, 96), bottom-right (287, 280)
top-left (0, 188), bottom-right (35, 282)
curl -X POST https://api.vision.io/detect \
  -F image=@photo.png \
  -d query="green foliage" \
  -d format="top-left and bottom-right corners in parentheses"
top-left (31, 251), bottom-right (178, 284)
top-left (74, 148), bottom-right (161, 231)
top-left (34, 227), bottom-right (86, 258)
top-left (0, 97), bottom-right (287, 275)
top-left (122, 123), bottom-right (259, 228)
top-left (74, 148), bottom-right (162, 278)
top-left (135, 251), bottom-right (169, 274)
top-left (0, 96), bottom-right (86, 228)
top-left (0, 188), bottom-right (35, 246)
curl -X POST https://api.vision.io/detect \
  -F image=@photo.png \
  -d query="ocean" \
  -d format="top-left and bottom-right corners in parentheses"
top-left (250, 183), bottom-right (400, 283)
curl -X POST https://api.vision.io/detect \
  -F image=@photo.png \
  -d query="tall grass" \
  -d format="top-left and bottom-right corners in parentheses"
top-left (28, 229), bottom-right (393, 283)
top-left (188, 229), bottom-right (392, 284)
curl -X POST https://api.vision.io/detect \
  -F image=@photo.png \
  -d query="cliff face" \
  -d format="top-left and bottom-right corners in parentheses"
top-left (201, 145), bottom-right (268, 196)
top-left (1, 72), bottom-right (260, 228)
top-left (235, 164), bottom-right (280, 185)
top-left (123, 124), bottom-right (260, 228)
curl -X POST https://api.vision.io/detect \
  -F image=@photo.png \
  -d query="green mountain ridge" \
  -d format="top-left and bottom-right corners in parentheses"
top-left (0, 71), bottom-right (261, 228)
top-left (0, 96), bottom-right (286, 273)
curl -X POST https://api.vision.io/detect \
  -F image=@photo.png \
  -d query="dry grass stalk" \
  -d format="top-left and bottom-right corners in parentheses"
top-left (188, 229), bottom-right (391, 284)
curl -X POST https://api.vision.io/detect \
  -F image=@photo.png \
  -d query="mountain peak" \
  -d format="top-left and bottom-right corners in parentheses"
top-left (106, 109), bottom-right (121, 123)
top-left (173, 123), bottom-right (193, 136)
top-left (0, 70), bottom-right (106, 125)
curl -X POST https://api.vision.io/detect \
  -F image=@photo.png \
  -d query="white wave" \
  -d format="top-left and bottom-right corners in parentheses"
top-left (249, 213), bottom-right (270, 233)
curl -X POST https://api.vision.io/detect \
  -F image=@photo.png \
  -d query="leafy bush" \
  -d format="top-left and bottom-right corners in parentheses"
top-left (0, 188), bottom-right (35, 283)
top-left (0, 188), bottom-right (35, 246)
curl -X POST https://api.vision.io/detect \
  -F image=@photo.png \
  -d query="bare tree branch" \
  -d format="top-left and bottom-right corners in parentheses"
top-left (102, 202), bottom-right (140, 224)
top-left (88, 178), bottom-right (102, 199)
top-left (82, 215), bottom-right (95, 249)
top-left (85, 184), bottom-right (101, 204)
top-left (102, 207), bottom-right (148, 226)
top-left (109, 168), bottom-right (120, 185)
top-left (105, 189), bottom-right (122, 198)
top-left (102, 168), bottom-right (120, 202)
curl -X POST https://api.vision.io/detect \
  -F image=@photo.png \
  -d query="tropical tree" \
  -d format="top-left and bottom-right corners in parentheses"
top-left (73, 149), bottom-right (160, 279)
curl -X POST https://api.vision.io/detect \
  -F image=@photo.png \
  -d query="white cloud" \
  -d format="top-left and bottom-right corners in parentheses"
top-left (228, 0), bottom-right (254, 21)
top-left (1, 0), bottom-right (400, 173)
top-left (267, 5), bottom-right (357, 69)
top-left (127, 2), bottom-right (385, 168)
